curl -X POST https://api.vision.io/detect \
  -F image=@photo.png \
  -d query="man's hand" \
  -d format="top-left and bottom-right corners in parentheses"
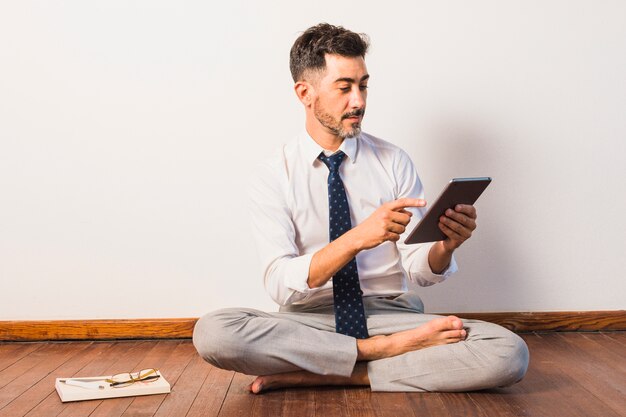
top-left (438, 204), bottom-right (477, 252)
top-left (308, 198), bottom-right (425, 288)
top-left (348, 198), bottom-right (426, 251)
top-left (428, 204), bottom-right (478, 274)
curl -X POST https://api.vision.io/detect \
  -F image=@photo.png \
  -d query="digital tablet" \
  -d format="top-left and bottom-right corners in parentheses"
top-left (404, 177), bottom-right (492, 244)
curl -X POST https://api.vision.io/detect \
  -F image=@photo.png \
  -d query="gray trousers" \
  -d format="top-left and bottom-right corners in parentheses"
top-left (193, 291), bottom-right (529, 392)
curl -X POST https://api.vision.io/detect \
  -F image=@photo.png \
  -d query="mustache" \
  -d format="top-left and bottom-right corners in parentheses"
top-left (342, 108), bottom-right (365, 120)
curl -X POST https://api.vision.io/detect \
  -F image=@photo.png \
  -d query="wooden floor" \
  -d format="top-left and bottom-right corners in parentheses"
top-left (0, 333), bottom-right (624, 417)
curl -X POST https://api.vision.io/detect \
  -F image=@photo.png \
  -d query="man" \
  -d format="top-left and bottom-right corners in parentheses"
top-left (193, 23), bottom-right (528, 393)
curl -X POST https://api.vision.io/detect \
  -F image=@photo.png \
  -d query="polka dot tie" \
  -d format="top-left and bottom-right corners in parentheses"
top-left (318, 151), bottom-right (369, 339)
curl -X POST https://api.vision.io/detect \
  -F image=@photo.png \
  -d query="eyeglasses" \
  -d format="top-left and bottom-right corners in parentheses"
top-left (105, 368), bottom-right (160, 388)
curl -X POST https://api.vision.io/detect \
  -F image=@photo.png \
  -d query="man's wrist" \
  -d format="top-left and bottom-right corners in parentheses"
top-left (437, 240), bottom-right (455, 256)
top-left (308, 231), bottom-right (362, 289)
top-left (428, 241), bottom-right (454, 274)
top-left (340, 228), bottom-right (364, 256)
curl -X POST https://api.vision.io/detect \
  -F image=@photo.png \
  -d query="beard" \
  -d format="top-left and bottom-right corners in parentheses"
top-left (314, 98), bottom-right (365, 139)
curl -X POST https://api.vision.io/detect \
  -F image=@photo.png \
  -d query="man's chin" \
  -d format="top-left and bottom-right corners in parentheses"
top-left (338, 120), bottom-right (361, 138)
top-left (342, 126), bottom-right (362, 139)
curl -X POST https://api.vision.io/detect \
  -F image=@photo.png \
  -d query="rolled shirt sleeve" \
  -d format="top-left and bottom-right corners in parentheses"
top-left (398, 241), bottom-right (458, 286)
top-left (248, 161), bottom-right (323, 305)
top-left (393, 149), bottom-right (458, 285)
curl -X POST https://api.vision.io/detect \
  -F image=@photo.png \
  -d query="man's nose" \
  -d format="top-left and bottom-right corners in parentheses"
top-left (350, 88), bottom-right (366, 109)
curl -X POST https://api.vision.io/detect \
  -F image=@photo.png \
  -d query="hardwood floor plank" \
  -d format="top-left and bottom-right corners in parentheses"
top-left (522, 333), bottom-right (622, 417)
top-left (24, 341), bottom-right (151, 417)
top-left (0, 343), bottom-right (43, 373)
top-left (439, 392), bottom-right (489, 417)
top-left (568, 332), bottom-right (626, 373)
top-left (280, 388), bottom-right (315, 417)
top-left (588, 332), bottom-right (626, 361)
top-left (184, 366), bottom-right (233, 417)
top-left (605, 331), bottom-right (626, 345)
top-left (370, 392), bottom-right (418, 417)
top-left (549, 333), bottom-right (626, 414)
top-left (345, 387), bottom-right (377, 417)
top-left (117, 341), bottom-right (197, 417)
top-left (151, 353), bottom-right (213, 417)
top-left (405, 393), bottom-right (451, 416)
top-left (0, 342), bottom-right (116, 417)
top-left (467, 389), bottom-right (530, 417)
top-left (313, 386), bottom-right (348, 417)
top-left (250, 387), bottom-right (285, 417)
top-left (0, 343), bottom-right (72, 390)
top-left (558, 332), bottom-right (626, 375)
top-left (0, 342), bottom-right (92, 410)
top-left (215, 372), bottom-right (255, 417)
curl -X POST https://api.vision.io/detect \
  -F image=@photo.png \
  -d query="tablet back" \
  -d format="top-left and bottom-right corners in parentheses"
top-left (404, 177), bottom-right (492, 244)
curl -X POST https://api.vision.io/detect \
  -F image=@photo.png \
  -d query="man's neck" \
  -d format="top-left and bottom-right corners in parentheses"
top-left (305, 121), bottom-right (344, 152)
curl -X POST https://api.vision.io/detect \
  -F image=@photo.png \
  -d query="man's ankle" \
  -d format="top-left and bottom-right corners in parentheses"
top-left (357, 334), bottom-right (396, 361)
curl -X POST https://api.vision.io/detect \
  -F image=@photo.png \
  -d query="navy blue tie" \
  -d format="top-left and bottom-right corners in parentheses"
top-left (318, 151), bottom-right (369, 339)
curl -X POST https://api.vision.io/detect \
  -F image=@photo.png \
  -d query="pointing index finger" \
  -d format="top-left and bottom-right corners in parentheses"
top-left (388, 198), bottom-right (427, 211)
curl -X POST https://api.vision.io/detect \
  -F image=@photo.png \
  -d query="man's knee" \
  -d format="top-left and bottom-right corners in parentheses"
top-left (192, 308), bottom-right (249, 369)
top-left (489, 331), bottom-right (529, 387)
top-left (504, 332), bottom-right (530, 385)
top-left (463, 321), bottom-right (529, 389)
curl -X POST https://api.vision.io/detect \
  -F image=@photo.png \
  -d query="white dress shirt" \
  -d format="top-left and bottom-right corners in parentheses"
top-left (248, 131), bottom-right (457, 306)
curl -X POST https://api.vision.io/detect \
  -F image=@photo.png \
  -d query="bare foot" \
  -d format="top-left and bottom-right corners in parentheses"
top-left (247, 364), bottom-right (369, 394)
top-left (246, 318), bottom-right (465, 394)
top-left (357, 316), bottom-right (467, 360)
top-left (247, 373), bottom-right (308, 394)
top-left (396, 315), bottom-right (466, 349)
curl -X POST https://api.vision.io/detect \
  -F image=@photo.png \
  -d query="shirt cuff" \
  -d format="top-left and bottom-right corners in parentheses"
top-left (408, 242), bottom-right (458, 286)
top-left (283, 252), bottom-right (315, 294)
top-left (276, 252), bottom-right (328, 305)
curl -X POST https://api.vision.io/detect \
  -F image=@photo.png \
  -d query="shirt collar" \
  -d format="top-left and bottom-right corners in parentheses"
top-left (299, 130), bottom-right (359, 166)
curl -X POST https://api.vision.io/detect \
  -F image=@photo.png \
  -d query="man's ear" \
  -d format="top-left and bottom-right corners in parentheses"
top-left (294, 81), bottom-right (314, 107)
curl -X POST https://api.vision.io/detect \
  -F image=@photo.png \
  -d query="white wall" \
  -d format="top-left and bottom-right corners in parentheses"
top-left (1, 1), bottom-right (625, 320)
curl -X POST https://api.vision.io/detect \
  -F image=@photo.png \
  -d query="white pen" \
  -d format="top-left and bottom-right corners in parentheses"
top-left (59, 379), bottom-right (106, 390)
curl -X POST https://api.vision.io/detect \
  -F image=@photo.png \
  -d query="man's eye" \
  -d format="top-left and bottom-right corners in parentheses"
top-left (359, 85), bottom-right (368, 91)
top-left (339, 87), bottom-right (350, 92)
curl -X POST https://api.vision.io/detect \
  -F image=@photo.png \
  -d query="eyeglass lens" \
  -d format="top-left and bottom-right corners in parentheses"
top-left (108, 368), bottom-right (160, 388)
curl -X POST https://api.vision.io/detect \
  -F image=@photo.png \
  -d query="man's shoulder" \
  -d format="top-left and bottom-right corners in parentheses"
top-left (359, 132), bottom-right (412, 162)
top-left (250, 147), bottom-right (286, 185)
top-left (247, 147), bottom-right (286, 202)
top-left (255, 134), bottom-right (300, 166)
top-left (248, 135), bottom-right (300, 186)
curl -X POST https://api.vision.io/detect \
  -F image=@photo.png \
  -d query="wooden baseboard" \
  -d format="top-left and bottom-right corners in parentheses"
top-left (0, 318), bottom-right (197, 342)
top-left (448, 310), bottom-right (626, 333)
top-left (0, 311), bottom-right (624, 341)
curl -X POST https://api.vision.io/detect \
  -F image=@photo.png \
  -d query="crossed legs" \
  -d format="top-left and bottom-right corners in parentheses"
top-left (193, 298), bottom-right (529, 393)
top-left (247, 315), bottom-right (468, 393)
